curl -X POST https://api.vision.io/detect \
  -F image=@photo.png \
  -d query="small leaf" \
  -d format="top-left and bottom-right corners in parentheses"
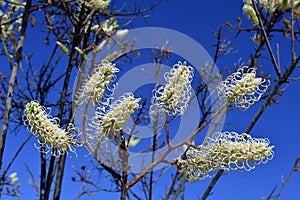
top-left (31, 16), bottom-right (35, 27)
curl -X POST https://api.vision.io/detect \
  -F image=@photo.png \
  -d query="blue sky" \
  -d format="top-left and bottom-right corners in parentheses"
top-left (2, 0), bottom-right (300, 199)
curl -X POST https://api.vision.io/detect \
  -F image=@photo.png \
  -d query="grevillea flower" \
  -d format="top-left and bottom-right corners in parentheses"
top-left (260, 0), bottom-right (299, 12)
top-left (259, 0), bottom-right (277, 12)
top-left (88, 0), bottom-right (111, 9)
top-left (276, 0), bottom-right (293, 11)
top-left (77, 0), bottom-right (111, 10)
top-left (217, 66), bottom-right (270, 109)
top-left (174, 131), bottom-right (274, 182)
top-left (243, 3), bottom-right (259, 26)
top-left (23, 101), bottom-right (81, 156)
top-left (76, 60), bottom-right (119, 105)
top-left (245, 0), bottom-right (300, 14)
top-left (151, 61), bottom-right (194, 116)
top-left (93, 93), bottom-right (140, 140)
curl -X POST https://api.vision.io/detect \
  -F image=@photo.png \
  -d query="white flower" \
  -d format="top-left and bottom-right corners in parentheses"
top-left (175, 131), bottom-right (274, 182)
top-left (94, 93), bottom-right (140, 139)
top-left (151, 61), bottom-right (194, 116)
top-left (258, 0), bottom-right (300, 12)
top-left (91, 24), bottom-right (100, 32)
top-left (9, 172), bottom-right (18, 184)
top-left (0, 1), bottom-right (5, 7)
top-left (252, 33), bottom-right (261, 44)
top-left (217, 66), bottom-right (270, 109)
top-left (88, 0), bottom-right (111, 10)
top-left (23, 101), bottom-right (81, 156)
top-left (116, 29), bottom-right (129, 37)
top-left (259, 0), bottom-right (277, 12)
top-left (76, 60), bottom-right (119, 105)
top-left (276, 0), bottom-right (291, 11)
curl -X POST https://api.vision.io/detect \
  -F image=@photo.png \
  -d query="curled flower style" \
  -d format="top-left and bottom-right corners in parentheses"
top-left (23, 101), bottom-right (81, 156)
top-left (76, 60), bottom-right (119, 105)
top-left (151, 61), bottom-right (194, 116)
top-left (93, 93), bottom-right (140, 140)
top-left (174, 131), bottom-right (274, 182)
top-left (217, 66), bottom-right (270, 109)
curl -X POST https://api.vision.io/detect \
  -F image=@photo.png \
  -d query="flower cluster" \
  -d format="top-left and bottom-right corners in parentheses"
top-left (217, 66), bottom-right (270, 109)
top-left (243, 0), bottom-right (300, 24)
top-left (76, 60), bottom-right (119, 105)
top-left (23, 101), bottom-right (81, 156)
top-left (261, 0), bottom-right (300, 12)
top-left (259, 0), bottom-right (278, 12)
top-left (77, 0), bottom-right (111, 10)
top-left (151, 61), bottom-right (194, 116)
top-left (93, 93), bottom-right (140, 140)
top-left (174, 131), bottom-right (274, 182)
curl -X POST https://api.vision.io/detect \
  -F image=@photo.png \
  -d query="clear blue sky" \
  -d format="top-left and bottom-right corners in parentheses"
top-left (3, 0), bottom-right (300, 199)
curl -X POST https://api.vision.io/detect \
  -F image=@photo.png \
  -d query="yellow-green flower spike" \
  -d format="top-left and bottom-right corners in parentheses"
top-left (243, 4), bottom-right (259, 26)
top-left (56, 41), bottom-right (70, 55)
top-left (75, 47), bottom-right (87, 60)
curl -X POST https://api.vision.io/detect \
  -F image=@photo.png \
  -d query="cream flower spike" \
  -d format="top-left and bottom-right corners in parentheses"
top-left (217, 66), bottom-right (270, 109)
top-left (174, 131), bottom-right (274, 182)
top-left (76, 60), bottom-right (119, 105)
top-left (94, 93), bottom-right (140, 140)
top-left (151, 61), bottom-right (194, 116)
top-left (23, 101), bottom-right (81, 156)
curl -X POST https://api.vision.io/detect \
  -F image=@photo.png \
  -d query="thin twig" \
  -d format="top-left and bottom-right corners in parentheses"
top-left (251, 0), bottom-right (282, 78)
top-left (165, 114), bottom-right (172, 147)
top-left (25, 163), bottom-right (39, 194)
top-left (270, 157), bottom-right (300, 200)
top-left (0, 135), bottom-right (31, 187)
top-left (291, 0), bottom-right (297, 62)
top-left (200, 170), bottom-right (224, 200)
top-left (0, 0), bottom-right (33, 197)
